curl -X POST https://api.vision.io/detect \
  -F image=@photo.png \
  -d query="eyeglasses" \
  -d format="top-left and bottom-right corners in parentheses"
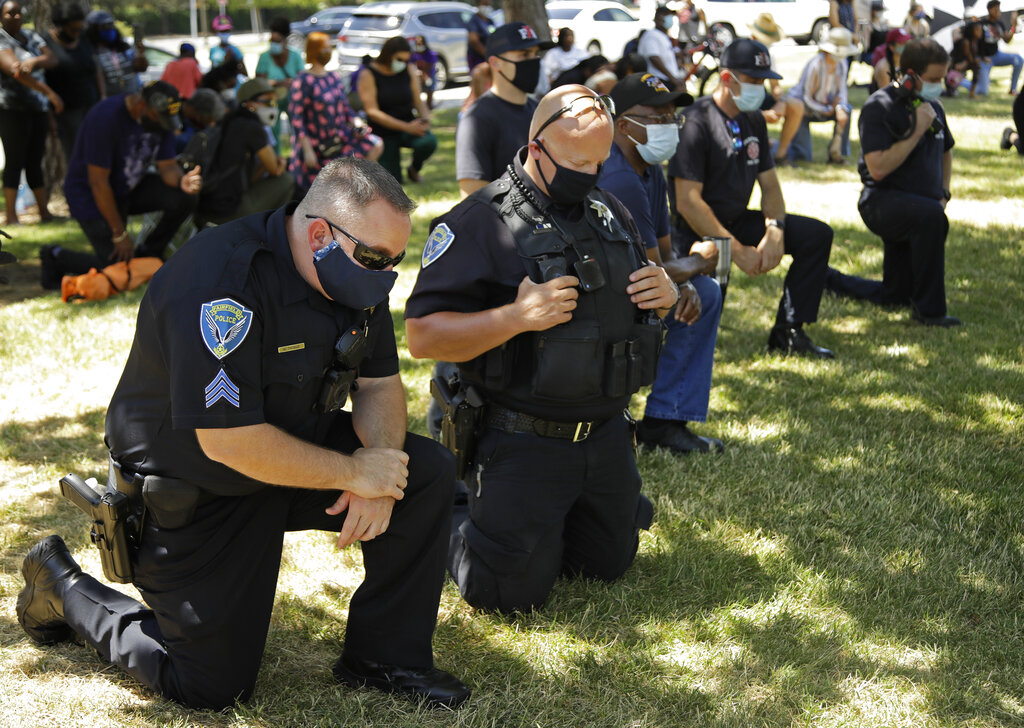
top-left (535, 94), bottom-right (616, 138)
top-left (623, 111), bottom-right (685, 129)
top-left (306, 214), bottom-right (406, 270)
top-left (726, 119), bottom-right (743, 151)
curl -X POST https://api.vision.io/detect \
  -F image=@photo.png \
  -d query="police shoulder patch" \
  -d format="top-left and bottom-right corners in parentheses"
top-left (422, 223), bottom-right (455, 268)
top-left (201, 297), bottom-right (253, 359)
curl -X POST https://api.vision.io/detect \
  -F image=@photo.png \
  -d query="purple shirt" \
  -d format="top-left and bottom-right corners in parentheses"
top-left (63, 94), bottom-right (175, 221)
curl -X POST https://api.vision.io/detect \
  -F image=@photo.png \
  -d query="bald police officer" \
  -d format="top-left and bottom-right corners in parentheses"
top-left (17, 159), bottom-right (469, 710)
top-left (406, 85), bottom-right (679, 613)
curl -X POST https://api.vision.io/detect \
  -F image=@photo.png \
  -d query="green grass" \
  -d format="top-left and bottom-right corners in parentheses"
top-left (1, 52), bottom-right (1023, 727)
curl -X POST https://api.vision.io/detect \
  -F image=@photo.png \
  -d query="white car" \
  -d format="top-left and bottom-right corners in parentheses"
top-left (695, 0), bottom-right (833, 47)
top-left (546, 0), bottom-right (653, 60)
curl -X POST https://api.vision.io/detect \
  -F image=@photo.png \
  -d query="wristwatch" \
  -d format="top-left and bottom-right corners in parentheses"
top-left (766, 218), bottom-right (786, 232)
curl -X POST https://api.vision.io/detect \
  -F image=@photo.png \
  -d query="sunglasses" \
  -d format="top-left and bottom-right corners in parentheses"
top-left (535, 94), bottom-right (616, 138)
top-left (726, 119), bottom-right (743, 151)
top-left (306, 214), bottom-right (405, 270)
top-left (623, 111), bottom-right (685, 128)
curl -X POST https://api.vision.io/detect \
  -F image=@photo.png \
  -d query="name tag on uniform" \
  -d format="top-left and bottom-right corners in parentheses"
top-left (278, 343), bottom-right (305, 353)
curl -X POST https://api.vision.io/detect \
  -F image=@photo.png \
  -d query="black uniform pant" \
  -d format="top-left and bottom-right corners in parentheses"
top-left (826, 189), bottom-right (949, 318)
top-left (449, 413), bottom-right (652, 614)
top-left (55, 174), bottom-right (198, 277)
top-left (61, 429), bottom-right (455, 711)
top-left (674, 210), bottom-right (833, 327)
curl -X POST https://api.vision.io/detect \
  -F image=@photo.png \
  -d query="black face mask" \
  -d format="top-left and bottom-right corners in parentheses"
top-left (534, 140), bottom-right (601, 206)
top-left (313, 241), bottom-right (397, 309)
top-left (139, 115), bottom-right (166, 134)
top-left (499, 56), bottom-right (541, 94)
top-left (57, 29), bottom-right (75, 43)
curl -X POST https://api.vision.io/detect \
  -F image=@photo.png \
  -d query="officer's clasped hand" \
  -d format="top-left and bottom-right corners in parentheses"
top-left (346, 447), bottom-right (409, 500)
top-left (514, 274), bottom-right (579, 331)
top-left (626, 263), bottom-right (677, 310)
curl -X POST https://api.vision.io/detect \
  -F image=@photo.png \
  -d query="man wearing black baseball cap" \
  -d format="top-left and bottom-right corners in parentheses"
top-left (599, 73), bottom-right (724, 455)
top-left (668, 38), bottom-right (837, 358)
top-left (42, 80), bottom-right (201, 288)
top-left (455, 21), bottom-right (553, 197)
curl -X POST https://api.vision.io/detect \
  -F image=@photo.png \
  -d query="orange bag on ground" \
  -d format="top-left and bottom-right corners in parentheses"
top-left (61, 257), bottom-right (163, 303)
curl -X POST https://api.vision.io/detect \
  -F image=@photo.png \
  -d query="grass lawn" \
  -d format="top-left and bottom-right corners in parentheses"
top-left (1, 54), bottom-right (1022, 727)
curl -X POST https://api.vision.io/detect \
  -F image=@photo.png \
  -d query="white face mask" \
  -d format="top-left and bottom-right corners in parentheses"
top-left (625, 119), bottom-right (680, 164)
top-left (391, 59), bottom-right (407, 73)
top-left (918, 80), bottom-right (943, 101)
top-left (254, 104), bottom-right (279, 127)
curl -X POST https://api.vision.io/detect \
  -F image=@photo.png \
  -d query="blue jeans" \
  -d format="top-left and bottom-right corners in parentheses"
top-left (788, 104), bottom-right (852, 161)
top-left (976, 51), bottom-right (1024, 94)
top-left (643, 274), bottom-right (722, 423)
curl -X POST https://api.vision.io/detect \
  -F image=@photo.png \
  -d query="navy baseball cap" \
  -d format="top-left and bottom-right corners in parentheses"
top-left (610, 73), bottom-right (693, 116)
top-left (720, 38), bottom-right (782, 80)
top-left (486, 22), bottom-right (555, 57)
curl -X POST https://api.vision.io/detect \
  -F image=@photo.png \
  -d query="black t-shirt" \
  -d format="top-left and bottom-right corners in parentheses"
top-left (199, 108), bottom-right (271, 217)
top-left (105, 203), bottom-right (400, 495)
top-left (369, 65), bottom-right (414, 137)
top-left (667, 96), bottom-right (773, 227)
top-left (43, 32), bottom-right (100, 110)
top-left (455, 91), bottom-right (537, 183)
top-left (857, 86), bottom-right (954, 200)
top-left (979, 18), bottom-right (1006, 56)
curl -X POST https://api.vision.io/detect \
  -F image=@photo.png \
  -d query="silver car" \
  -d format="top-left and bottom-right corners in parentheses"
top-left (337, 1), bottom-right (478, 89)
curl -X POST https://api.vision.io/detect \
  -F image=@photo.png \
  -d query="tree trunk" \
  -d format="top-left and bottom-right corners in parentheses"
top-left (503, 0), bottom-right (549, 43)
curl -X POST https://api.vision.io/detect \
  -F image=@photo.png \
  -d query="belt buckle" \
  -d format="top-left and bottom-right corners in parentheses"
top-left (572, 421), bottom-right (592, 442)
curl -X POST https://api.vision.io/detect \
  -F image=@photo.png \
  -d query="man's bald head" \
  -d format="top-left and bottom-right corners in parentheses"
top-left (529, 84), bottom-right (614, 148)
top-left (524, 84), bottom-right (614, 201)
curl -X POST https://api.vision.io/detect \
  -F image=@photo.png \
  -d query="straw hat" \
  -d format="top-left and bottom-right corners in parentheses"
top-left (819, 26), bottom-right (861, 57)
top-left (748, 13), bottom-right (784, 45)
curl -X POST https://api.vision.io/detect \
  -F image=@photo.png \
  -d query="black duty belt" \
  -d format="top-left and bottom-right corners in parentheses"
top-left (485, 405), bottom-right (601, 443)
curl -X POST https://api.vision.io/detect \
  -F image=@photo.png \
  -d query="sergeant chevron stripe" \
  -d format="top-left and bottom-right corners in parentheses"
top-left (205, 369), bottom-right (240, 408)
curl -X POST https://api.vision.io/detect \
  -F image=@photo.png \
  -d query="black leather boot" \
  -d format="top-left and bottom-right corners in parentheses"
top-left (17, 535), bottom-right (84, 644)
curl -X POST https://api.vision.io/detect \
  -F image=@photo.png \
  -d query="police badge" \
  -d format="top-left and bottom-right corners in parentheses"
top-left (200, 298), bottom-right (253, 359)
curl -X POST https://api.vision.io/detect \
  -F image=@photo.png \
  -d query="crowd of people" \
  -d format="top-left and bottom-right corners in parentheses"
top-left (8, 0), bottom-right (1023, 717)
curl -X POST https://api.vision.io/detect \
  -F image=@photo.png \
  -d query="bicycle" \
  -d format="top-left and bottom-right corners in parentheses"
top-left (678, 30), bottom-right (725, 97)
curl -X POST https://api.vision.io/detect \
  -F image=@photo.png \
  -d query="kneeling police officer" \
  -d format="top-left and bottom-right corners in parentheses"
top-left (17, 158), bottom-right (469, 710)
top-left (405, 85), bottom-right (679, 613)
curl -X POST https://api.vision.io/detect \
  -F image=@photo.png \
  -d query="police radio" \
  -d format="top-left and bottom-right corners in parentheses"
top-left (316, 324), bottom-right (367, 413)
top-left (888, 70), bottom-right (943, 139)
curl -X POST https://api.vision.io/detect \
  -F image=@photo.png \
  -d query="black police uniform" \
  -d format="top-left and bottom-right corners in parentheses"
top-left (406, 151), bottom-right (656, 614)
top-left (669, 96), bottom-right (834, 329)
top-left (825, 86), bottom-right (955, 318)
top-left (59, 203), bottom-right (454, 710)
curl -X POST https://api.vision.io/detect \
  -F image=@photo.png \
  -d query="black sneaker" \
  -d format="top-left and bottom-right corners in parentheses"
top-left (1001, 127), bottom-right (1015, 150)
top-left (912, 312), bottom-right (962, 328)
top-left (767, 326), bottom-right (835, 359)
top-left (39, 245), bottom-right (61, 290)
top-left (637, 419), bottom-right (724, 455)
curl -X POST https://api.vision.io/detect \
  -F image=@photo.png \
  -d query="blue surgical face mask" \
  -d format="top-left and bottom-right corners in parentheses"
top-left (314, 241), bottom-right (398, 309)
top-left (390, 59), bottom-right (407, 73)
top-left (218, 32), bottom-right (231, 44)
top-left (626, 119), bottom-right (680, 165)
top-left (730, 81), bottom-right (766, 112)
top-left (269, 41), bottom-right (283, 55)
top-left (99, 27), bottom-right (118, 44)
top-left (918, 80), bottom-right (943, 101)
top-left (894, 43), bottom-right (906, 54)
top-left (660, 15), bottom-right (673, 29)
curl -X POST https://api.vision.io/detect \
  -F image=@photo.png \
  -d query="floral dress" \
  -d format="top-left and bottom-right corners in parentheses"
top-left (287, 70), bottom-right (379, 190)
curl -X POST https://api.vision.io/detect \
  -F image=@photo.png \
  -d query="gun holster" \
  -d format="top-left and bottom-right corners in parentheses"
top-left (430, 370), bottom-right (484, 480)
top-left (58, 462), bottom-right (142, 584)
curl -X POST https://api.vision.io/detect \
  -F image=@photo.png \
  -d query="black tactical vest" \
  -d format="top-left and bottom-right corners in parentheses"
top-left (461, 173), bottom-right (663, 421)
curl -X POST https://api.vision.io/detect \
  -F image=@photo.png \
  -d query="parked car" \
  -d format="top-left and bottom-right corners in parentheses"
top-left (337, 1), bottom-right (479, 89)
top-left (695, 0), bottom-right (833, 46)
top-left (546, 0), bottom-right (651, 60)
top-left (289, 6), bottom-right (357, 48)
